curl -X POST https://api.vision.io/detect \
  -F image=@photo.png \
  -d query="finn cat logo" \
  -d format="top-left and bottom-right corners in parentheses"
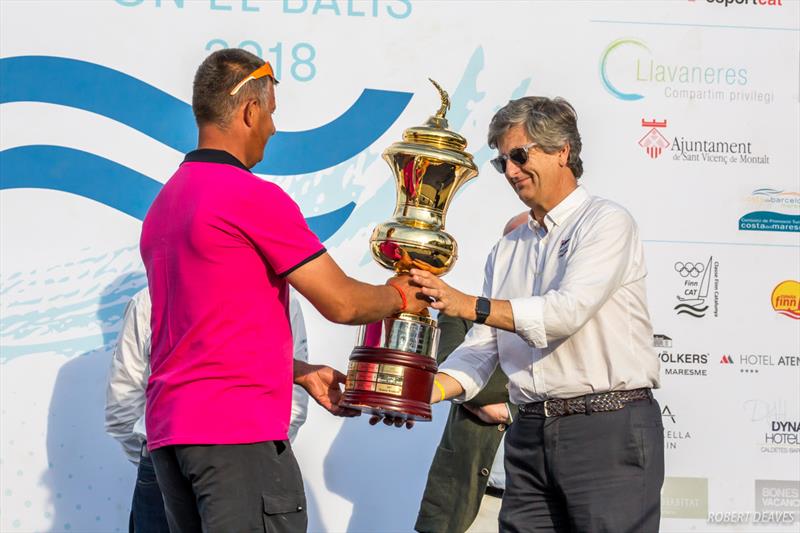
top-left (639, 119), bottom-right (670, 158)
top-left (674, 257), bottom-right (718, 318)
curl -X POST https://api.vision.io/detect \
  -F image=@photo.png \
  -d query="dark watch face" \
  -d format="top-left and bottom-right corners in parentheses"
top-left (475, 297), bottom-right (491, 323)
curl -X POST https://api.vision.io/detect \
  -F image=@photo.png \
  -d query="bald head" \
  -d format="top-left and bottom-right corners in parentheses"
top-left (503, 211), bottom-right (529, 236)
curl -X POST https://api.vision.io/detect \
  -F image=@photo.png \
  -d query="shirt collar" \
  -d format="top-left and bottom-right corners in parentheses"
top-left (528, 186), bottom-right (589, 232)
top-left (182, 149), bottom-right (250, 172)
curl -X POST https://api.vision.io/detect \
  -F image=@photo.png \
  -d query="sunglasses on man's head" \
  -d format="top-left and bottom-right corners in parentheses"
top-left (229, 62), bottom-right (279, 96)
top-left (490, 142), bottom-right (538, 174)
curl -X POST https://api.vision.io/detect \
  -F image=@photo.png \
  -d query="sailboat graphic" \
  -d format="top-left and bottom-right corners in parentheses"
top-left (675, 257), bottom-right (712, 317)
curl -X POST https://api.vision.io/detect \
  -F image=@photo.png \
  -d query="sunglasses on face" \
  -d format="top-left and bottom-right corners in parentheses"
top-left (490, 142), bottom-right (538, 174)
top-left (229, 62), bottom-right (279, 96)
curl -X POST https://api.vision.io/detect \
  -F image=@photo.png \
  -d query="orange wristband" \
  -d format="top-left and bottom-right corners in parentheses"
top-left (388, 283), bottom-right (407, 312)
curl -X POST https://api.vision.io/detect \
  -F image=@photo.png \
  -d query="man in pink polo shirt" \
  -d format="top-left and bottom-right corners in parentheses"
top-left (140, 49), bottom-right (426, 533)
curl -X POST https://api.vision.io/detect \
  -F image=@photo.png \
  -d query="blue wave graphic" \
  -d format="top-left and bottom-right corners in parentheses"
top-left (0, 145), bottom-right (355, 242)
top-left (1, 248), bottom-right (148, 362)
top-left (305, 202), bottom-right (356, 242)
top-left (752, 188), bottom-right (783, 196)
top-left (0, 56), bottom-right (412, 175)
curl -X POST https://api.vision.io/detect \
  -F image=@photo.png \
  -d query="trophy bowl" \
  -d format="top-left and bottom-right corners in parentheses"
top-left (341, 80), bottom-right (478, 421)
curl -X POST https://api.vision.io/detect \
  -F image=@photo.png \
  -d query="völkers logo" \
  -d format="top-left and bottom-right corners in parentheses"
top-left (655, 334), bottom-right (709, 377)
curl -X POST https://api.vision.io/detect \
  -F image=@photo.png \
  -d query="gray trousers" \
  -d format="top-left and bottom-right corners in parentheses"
top-left (500, 397), bottom-right (664, 533)
top-left (151, 440), bottom-right (307, 533)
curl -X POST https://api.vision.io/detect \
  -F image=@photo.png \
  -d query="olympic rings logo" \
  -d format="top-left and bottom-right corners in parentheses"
top-left (674, 262), bottom-right (705, 278)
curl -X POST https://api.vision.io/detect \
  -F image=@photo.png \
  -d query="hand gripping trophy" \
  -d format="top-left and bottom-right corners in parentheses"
top-left (341, 80), bottom-right (478, 421)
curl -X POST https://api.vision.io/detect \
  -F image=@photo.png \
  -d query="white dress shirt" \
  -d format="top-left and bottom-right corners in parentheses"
top-left (440, 186), bottom-right (660, 405)
top-left (105, 288), bottom-right (310, 464)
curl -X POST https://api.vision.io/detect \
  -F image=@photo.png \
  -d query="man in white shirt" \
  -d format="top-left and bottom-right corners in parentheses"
top-left (104, 287), bottom-right (311, 532)
top-left (411, 96), bottom-right (663, 532)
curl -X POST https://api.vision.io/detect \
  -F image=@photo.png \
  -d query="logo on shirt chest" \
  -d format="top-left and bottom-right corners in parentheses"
top-left (673, 256), bottom-right (719, 318)
top-left (557, 238), bottom-right (571, 258)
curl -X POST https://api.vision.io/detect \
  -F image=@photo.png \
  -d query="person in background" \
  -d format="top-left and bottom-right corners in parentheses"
top-left (415, 212), bottom-right (527, 533)
top-left (104, 287), bottom-right (312, 532)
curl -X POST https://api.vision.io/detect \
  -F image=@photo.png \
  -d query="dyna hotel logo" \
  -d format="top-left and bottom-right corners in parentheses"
top-left (600, 39), bottom-right (774, 105)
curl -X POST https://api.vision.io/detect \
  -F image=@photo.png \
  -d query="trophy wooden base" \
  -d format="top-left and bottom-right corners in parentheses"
top-left (341, 347), bottom-right (438, 421)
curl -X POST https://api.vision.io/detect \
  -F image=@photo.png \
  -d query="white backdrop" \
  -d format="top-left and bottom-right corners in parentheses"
top-left (1, 1), bottom-right (799, 532)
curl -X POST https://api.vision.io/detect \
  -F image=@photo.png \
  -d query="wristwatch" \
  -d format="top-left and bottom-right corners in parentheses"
top-left (474, 297), bottom-right (491, 324)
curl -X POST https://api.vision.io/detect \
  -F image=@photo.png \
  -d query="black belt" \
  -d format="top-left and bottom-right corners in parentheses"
top-left (485, 485), bottom-right (504, 498)
top-left (518, 388), bottom-right (652, 417)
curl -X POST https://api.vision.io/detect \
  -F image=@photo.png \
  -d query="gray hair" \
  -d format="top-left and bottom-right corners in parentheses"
top-left (192, 48), bottom-right (273, 128)
top-left (487, 96), bottom-right (583, 178)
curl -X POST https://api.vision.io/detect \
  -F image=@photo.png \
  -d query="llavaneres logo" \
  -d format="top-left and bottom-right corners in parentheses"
top-left (772, 281), bottom-right (800, 319)
top-left (599, 38), bottom-right (774, 104)
top-left (600, 38), bottom-right (649, 101)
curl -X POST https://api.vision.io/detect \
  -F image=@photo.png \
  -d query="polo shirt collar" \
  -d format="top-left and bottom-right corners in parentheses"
top-left (547, 186), bottom-right (589, 227)
top-left (183, 149), bottom-right (250, 172)
top-left (528, 186), bottom-right (589, 233)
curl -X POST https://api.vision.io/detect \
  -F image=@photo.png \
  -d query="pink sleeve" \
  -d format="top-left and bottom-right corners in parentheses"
top-left (237, 180), bottom-right (325, 276)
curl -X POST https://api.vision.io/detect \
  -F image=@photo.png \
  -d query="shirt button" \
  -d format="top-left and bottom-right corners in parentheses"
top-left (497, 424), bottom-right (506, 432)
top-left (480, 468), bottom-right (490, 476)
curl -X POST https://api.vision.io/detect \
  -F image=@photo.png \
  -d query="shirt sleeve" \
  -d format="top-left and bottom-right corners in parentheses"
top-left (104, 289), bottom-right (151, 464)
top-left (438, 249), bottom-right (500, 402)
top-left (237, 180), bottom-right (326, 277)
top-left (510, 207), bottom-right (638, 348)
top-left (288, 293), bottom-right (309, 443)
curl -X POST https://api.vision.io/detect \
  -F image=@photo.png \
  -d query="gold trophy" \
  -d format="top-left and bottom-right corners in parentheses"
top-left (341, 80), bottom-right (478, 421)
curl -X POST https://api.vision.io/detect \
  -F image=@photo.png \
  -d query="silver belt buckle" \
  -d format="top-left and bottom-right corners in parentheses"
top-left (543, 399), bottom-right (553, 417)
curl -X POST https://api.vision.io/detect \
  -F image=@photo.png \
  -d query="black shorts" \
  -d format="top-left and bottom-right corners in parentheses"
top-left (151, 440), bottom-right (307, 533)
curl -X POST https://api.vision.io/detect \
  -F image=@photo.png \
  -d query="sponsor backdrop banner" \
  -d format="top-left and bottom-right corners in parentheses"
top-left (1, 1), bottom-right (798, 531)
